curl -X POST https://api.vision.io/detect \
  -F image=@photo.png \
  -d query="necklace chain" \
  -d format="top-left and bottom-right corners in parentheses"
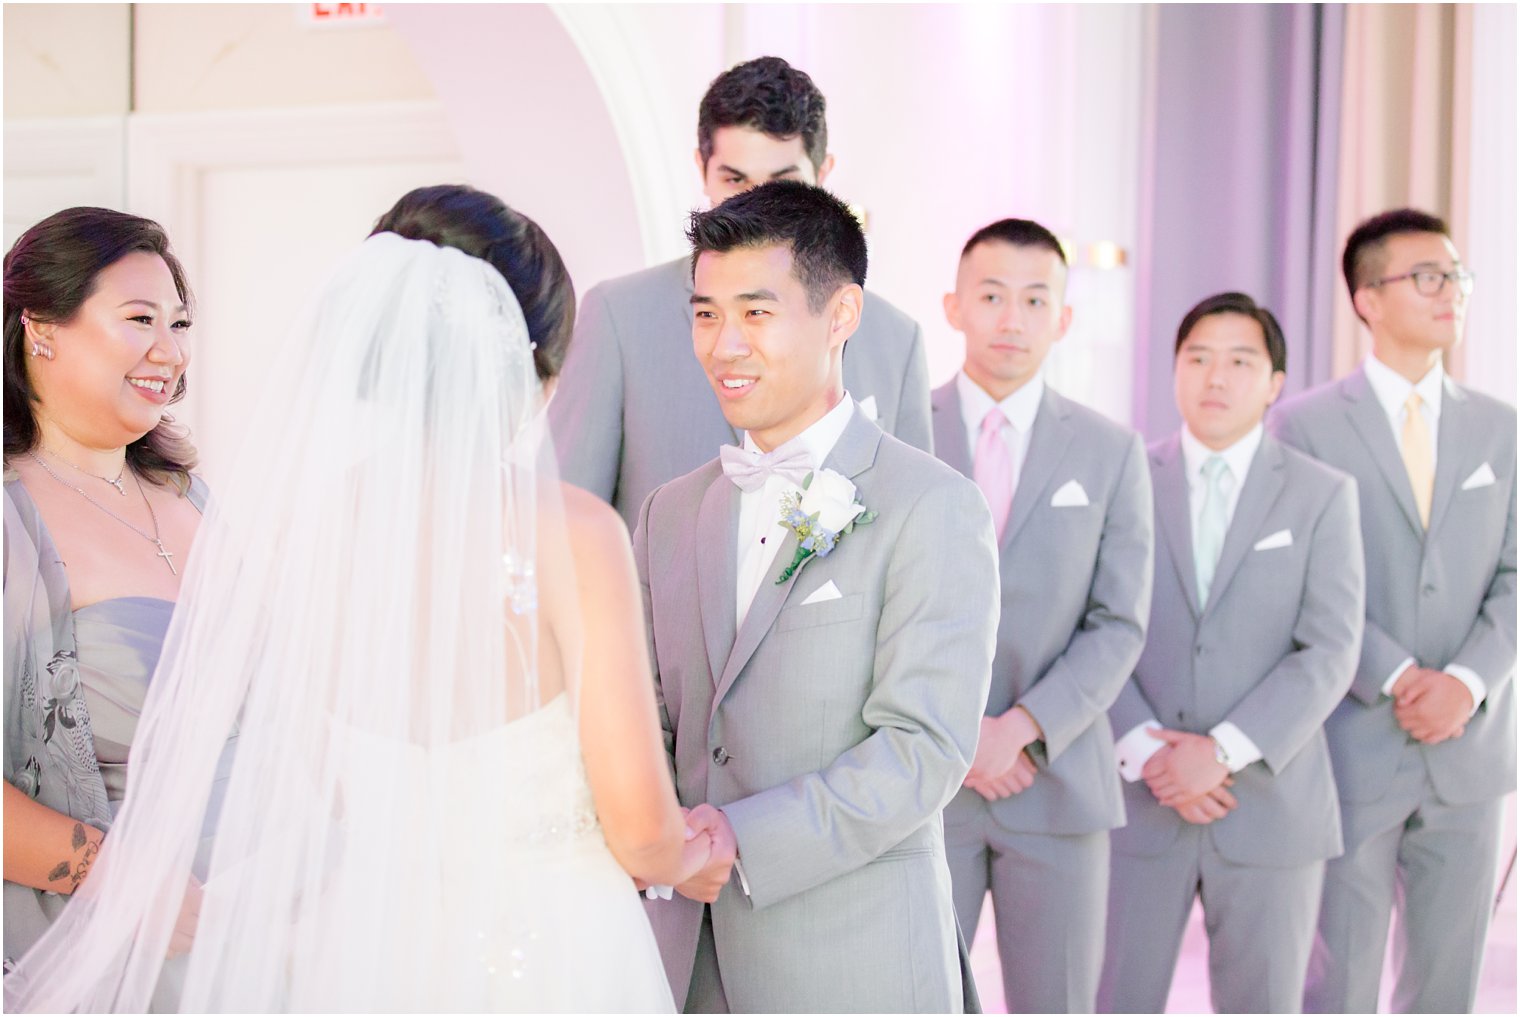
top-left (38, 445), bottom-right (127, 496)
top-left (25, 452), bottom-right (178, 575)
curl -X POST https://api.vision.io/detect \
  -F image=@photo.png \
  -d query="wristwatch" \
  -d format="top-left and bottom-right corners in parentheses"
top-left (1211, 735), bottom-right (1232, 770)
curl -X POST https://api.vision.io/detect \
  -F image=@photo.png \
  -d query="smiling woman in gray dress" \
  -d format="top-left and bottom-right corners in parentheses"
top-left (2, 207), bottom-right (215, 980)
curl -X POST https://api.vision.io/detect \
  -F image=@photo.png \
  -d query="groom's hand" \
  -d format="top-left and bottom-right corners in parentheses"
top-left (964, 707), bottom-right (1042, 798)
top-left (676, 804), bottom-right (737, 904)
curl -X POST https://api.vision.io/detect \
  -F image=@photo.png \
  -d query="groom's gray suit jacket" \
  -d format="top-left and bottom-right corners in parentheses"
top-left (550, 256), bottom-right (933, 532)
top-left (633, 406), bottom-right (999, 1013)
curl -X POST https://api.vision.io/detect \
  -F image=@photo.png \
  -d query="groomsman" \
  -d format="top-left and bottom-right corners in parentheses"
top-left (634, 181), bottom-right (997, 1012)
top-left (932, 219), bottom-right (1153, 1012)
top-left (1272, 209), bottom-right (1516, 1013)
top-left (1099, 293), bottom-right (1365, 1013)
top-left (550, 56), bottom-right (932, 530)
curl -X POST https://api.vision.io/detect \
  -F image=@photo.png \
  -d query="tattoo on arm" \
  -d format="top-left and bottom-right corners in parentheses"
top-left (46, 824), bottom-right (101, 893)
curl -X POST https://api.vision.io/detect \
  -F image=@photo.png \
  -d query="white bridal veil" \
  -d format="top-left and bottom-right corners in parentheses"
top-left (5, 232), bottom-right (580, 1010)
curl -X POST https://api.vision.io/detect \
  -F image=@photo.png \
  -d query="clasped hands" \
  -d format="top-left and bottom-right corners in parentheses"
top-left (1390, 665), bottom-right (1473, 745)
top-left (1141, 728), bottom-right (1236, 825)
top-left (964, 706), bottom-right (1042, 800)
top-left (674, 804), bottom-right (738, 904)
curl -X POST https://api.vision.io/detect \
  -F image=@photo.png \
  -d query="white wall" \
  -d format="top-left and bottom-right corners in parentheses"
top-left (1463, 1), bottom-right (1518, 404)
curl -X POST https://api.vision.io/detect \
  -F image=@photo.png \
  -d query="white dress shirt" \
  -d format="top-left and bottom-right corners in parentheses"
top-left (1116, 424), bottom-right (1266, 781)
top-left (957, 370), bottom-right (1043, 499)
top-left (1362, 354), bottom-right (1486, 713)
top-left (734, 394), bottom-right (856, 627)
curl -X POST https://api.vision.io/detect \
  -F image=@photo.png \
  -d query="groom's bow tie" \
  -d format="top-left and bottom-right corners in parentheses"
top-left (720, 444), bottom-right (812, 493)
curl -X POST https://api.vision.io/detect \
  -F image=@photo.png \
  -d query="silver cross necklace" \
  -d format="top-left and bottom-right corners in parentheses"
top-left (26, 451), bottom-right (178, 575)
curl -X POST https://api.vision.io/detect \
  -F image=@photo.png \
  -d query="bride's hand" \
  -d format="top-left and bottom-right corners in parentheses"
top-left (166, 877), bottom-right (204, 959)
top-left (677, 822), bottom-right (714, 886)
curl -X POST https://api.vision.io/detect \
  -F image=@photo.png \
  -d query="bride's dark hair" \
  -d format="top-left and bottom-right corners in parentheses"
top-left (370, 185), bottom-right (575, 381)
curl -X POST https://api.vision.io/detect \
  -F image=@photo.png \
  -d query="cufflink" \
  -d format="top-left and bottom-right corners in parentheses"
top-left (1211, 736), bottom-right (1232, 770)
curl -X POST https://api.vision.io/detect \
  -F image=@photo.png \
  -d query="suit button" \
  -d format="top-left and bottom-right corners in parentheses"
top-left (1423, 584), bottom-right (1437, 595)
top-left (712, 747), bottom-right (729, 765)
top-left (1195, 645), bottom-right (1205, 656)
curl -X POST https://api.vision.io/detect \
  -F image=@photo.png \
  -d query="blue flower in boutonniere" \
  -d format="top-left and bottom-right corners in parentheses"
top-left (775, 469), bottom-right (878, 584)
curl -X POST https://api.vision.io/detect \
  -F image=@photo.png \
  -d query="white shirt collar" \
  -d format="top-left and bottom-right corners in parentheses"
top-left (740, 391), bottom-right (856, 471)
top-left (956, 370), bottom-right (1045, 436)
top-left (1363, 354), bottom-right (1444, 421)
top-left (1180, 422), bottom-right (1264, 487)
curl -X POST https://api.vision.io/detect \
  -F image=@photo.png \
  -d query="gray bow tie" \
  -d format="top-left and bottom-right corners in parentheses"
top-left (719, 443), bottom-right (812, 493)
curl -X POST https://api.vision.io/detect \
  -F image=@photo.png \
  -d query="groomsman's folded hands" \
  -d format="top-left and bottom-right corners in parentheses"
top-left (1141, 727), bottom-right (1238, 824)
top-left (963, 705), bottom-right (1043, 801)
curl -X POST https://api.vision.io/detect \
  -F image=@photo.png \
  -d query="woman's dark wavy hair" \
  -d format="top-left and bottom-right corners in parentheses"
top-left (370, 185), bottom-right (574, 382)
top-left (4, 207), bottom-right (197, 489)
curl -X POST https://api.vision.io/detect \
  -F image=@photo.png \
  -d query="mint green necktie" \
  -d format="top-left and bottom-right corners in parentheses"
top-left (1194, 455), bottom-right (1231, 608)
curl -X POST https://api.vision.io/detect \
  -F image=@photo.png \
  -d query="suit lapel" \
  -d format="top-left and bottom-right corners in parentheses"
top-left (1201, 436), bottom-right (1285, 618)
top-left (1152, 437), bottom-right (1201, 619)
top-left (1342, 369), bottom-right (1424, 539)
top-left (931, 382), bottom-right (973, 477)
top-left (1426, 378), bottom-right (1470, 537)
top-left (694, 476), bottom-right (739, 688)
top-left (1002, 388), bottom-right (1073, 546)
top-left (712, 410), bottom-right (884, 709)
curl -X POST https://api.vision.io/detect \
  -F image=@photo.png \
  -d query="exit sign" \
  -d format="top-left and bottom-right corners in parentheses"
top-left (304, 4), bottom-right (385, 25)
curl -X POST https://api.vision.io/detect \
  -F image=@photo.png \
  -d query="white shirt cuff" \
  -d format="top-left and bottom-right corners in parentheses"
top-left (1442, 664), bottom-right (1487, 717)
top-left (1381, 657), bottom-right (1417, 697)
top-left (733, 857), bottom-right (752, 898)
top-left (1115, 720), bottom-right (1164, 782)
top-left (644, 883), bottom-right (674, 900)
top-left (1208, 721), bottom-right (1263, 773)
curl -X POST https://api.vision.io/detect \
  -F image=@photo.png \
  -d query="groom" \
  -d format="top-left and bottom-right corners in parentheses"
top-left (633, 180), bottom-right (999, 1013)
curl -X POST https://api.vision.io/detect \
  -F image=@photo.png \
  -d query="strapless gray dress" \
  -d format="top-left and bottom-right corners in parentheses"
top-left (74, 597), bottom-right (237, 858)
top-left (62, 597), bottom-right (237, 1010)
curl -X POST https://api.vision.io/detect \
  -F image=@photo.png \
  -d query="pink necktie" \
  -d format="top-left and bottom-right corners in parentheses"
top-left (974, 407), bottom-right (1013, 542)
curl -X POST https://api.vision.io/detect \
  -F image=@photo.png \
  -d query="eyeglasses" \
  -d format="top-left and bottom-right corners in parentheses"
top-left (1368, 268), bottom-right (1475, 298)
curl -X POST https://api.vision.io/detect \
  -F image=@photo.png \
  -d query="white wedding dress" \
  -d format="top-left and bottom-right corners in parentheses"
top-left (292, 694), bottom-right (674, 1012)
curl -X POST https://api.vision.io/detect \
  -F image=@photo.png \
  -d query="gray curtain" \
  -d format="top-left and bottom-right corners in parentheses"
top-left (1132, 3), bottom-right (1345, 439)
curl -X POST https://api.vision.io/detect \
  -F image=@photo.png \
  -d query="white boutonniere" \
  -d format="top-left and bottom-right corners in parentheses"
top-left (775, 469), bottom-right (877, 584)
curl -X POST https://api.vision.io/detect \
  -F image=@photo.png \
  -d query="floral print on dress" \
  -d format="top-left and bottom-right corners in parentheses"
top-left (41, 650), bottom-right (82, 746)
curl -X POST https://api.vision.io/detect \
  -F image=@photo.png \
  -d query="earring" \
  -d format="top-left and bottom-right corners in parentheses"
top-left (19, 314), bottom-right (29, 326)
top-left (29, 341), bottom-right (53, 360)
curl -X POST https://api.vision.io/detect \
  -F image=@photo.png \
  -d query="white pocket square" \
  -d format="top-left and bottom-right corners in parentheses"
top-left (1461, 462), bottom-right (1497, 491)
top-left (1253, 529), bottom-right (1293, 551)
top-left (801, 580), bottom-right (843, 606)
top-left (857, 395), bottom-right (879, 422)
top-left (1049, 479), bottom-right (1090, 508)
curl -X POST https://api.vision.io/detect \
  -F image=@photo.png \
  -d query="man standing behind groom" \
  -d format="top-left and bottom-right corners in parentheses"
top-left (550, 56), bottom-right (932, 531)
top-left (634, 181), bottom-right (998, 1012)
top-left (932, 219), bottom-right (1154, 1012)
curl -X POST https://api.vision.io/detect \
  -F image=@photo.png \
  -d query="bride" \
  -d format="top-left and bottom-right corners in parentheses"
top-left (5, 185), bottom-right (713, 1011)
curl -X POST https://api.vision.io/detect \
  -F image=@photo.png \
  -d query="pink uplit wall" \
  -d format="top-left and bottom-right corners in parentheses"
top-left (384, 4), bottom-right (646, 303)
top-left (390, 3), bottom-right (1145, 423)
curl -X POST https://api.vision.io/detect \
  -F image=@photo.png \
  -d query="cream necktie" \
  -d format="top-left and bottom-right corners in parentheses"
top-left (1401, 392), bottom-right (1434, 528)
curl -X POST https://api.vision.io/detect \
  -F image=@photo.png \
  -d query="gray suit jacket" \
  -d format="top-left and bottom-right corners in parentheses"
top-left (1272, 368), bottom-right (1517, 805)
top-left (633, 406), bottom-right (999, 1013)
top-left (1109, 433), bottom-right (1364, 866)
top-left (550, 256), bottom-right (933, 530)
top-left (932, 380), bottom-right (1153, 834)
